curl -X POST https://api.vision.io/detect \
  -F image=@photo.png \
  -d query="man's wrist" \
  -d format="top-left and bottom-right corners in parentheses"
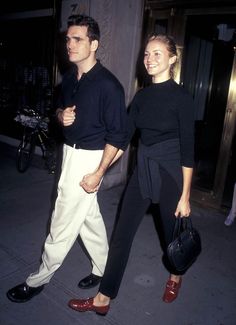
top-left (95, 169), bottom-right (105, 178)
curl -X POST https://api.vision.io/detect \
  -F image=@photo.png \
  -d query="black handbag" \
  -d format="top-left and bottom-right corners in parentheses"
top-left (167, 216), bottom-right (202, 272)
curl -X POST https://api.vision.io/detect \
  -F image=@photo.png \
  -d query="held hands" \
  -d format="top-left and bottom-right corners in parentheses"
top-left (175, 198), bottom-right (191, 218)
top-left (80, 171), bottom-right (103, 193)
top-left (59, 105), bottom-right (76, 126)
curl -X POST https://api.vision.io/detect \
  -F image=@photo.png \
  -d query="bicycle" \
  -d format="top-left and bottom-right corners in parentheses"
top-left (14, 107), bottom-right (56, 173)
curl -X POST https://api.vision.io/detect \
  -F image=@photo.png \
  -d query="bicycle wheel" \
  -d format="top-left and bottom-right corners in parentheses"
top-left (16, 129), bottom-right (36, 172)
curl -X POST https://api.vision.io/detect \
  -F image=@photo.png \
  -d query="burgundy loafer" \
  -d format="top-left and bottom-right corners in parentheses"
top-left (162, 278), bottom-right (182, 303)
top-left (68, 297), bottom-right (110, 316)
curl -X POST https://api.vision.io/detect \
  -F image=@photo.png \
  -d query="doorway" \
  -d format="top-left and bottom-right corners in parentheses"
top-left (0, 15), bottom-right (55, 140)
top-left (181, 14), bottom-right (236, 208)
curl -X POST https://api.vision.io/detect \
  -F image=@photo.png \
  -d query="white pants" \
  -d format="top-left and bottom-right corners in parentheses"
top-left (26, 144), bottom-right (109, 287)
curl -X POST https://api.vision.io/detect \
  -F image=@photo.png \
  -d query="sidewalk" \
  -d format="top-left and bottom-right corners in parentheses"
top-left (0, 141), bottom-right (236, 325)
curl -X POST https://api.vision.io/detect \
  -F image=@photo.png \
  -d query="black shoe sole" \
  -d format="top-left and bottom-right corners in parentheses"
top-left (78, 278), bottom-right (101, 289)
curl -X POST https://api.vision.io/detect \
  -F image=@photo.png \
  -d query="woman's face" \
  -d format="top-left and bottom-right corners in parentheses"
top-left (143, 39), bottom-right (176, 83)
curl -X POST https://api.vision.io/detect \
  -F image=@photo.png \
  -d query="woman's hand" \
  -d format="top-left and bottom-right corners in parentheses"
top-left (176, 166), bottom-right (193, 217)
top-left (175, 198), bottom-right (191, 217)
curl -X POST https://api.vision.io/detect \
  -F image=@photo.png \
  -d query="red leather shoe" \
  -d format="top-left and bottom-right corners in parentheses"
top-left (68, 297), bottom-right (110, 315)
top-left (162, 278), bottom-right (182, 303)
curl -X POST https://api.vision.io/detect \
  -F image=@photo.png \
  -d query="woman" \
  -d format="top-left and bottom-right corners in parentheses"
top-left (68, 34), bottom-right (195, 315)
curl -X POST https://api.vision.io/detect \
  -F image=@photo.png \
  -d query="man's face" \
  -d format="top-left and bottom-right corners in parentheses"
top-left (66, 25), bottom-right (95, 65)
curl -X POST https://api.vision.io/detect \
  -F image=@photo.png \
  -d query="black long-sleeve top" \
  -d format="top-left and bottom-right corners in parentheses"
top-left (58, 61), bottom-right (128, 150)
top-left (128, 78), bottom-right (195, 167)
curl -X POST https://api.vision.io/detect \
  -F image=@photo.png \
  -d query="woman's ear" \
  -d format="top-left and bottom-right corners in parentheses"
top-left (169, 55), bottom-right (177, 65)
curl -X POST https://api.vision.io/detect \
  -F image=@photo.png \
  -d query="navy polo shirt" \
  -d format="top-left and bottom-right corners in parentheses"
top-left (58, 61), bottom-right (128, 150)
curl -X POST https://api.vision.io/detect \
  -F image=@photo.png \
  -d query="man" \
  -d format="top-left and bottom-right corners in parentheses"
top-left (7, 14), bottom-right (128, 303)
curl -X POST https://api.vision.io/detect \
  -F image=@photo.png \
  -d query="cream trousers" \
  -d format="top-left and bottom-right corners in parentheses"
top-left (26, 144), bottom-right (108, 287)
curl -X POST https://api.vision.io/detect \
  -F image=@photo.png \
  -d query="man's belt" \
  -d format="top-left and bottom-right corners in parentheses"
top-left (65, 141), bottom-right (82, 149)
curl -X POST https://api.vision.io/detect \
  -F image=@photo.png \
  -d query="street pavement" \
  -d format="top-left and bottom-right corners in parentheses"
top-left (0, 141), bottom-right (236, 325)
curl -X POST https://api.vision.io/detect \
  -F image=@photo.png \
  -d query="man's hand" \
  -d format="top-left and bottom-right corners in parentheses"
top-left (80, 172), bottom-right (102, 193)
top-left (79, 144), bottom-right (122, 193)
top-left (57, 105), bottom-right (76, 126)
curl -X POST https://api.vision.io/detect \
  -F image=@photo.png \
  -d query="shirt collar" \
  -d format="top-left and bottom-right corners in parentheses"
top-left (86, 60), bottom-right (103, 80)
top-left (73, 60), bottom-right (103, 81)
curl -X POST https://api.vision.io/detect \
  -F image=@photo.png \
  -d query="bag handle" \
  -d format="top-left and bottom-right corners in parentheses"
top-left (182, 216), bottom-right (193, 230)
top-left (172, 216), bottom-right (194, 240)
top-left (172, 217), bottom-right (181, 240)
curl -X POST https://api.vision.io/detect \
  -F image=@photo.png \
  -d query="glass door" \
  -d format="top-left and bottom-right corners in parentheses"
top-left (181, 14), bottom-right (236, 208)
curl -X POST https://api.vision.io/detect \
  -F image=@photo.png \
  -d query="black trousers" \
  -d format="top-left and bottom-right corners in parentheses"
top-left (99, 165), bottom-right (183, 299)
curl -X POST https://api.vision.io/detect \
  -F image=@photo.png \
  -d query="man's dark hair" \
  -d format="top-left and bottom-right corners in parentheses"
top-left (67, 14), bottom-right (100, 42)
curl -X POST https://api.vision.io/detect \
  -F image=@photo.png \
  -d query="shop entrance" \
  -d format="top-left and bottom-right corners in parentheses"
top-left (181, 14), bottom-right (236, 208)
